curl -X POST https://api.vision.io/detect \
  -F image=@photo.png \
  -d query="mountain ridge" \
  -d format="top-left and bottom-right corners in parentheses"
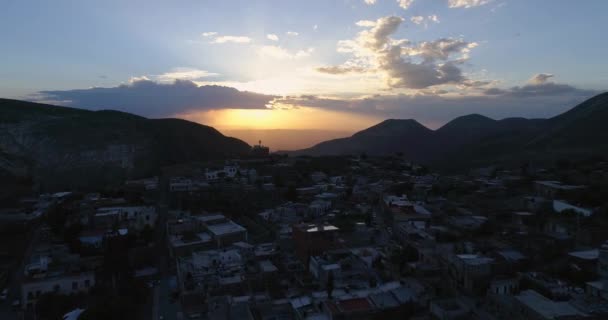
top-left (0, 98), bottom-right (251, 190)
top-left (286, 92), bottom-right (608, 168)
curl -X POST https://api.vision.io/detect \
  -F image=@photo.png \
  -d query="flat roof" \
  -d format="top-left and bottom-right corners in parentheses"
top-left (305, 224), bottom-right (339, 232)
top-left (535, 181), bottom-right (585, 190)
top-left (516, 290), bottom-right (585, 319)
top-left (568, 249), bottom-right (599, 260)
top-left (206, 221), bottom-right (246, 236)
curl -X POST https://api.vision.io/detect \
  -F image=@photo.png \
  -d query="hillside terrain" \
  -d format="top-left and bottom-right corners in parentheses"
top-left (0, 99), bottom-right (251, 190)
top-left (288, 92), bottom-right (608, 169)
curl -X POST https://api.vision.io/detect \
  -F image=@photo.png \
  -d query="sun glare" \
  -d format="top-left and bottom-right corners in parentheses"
top-left (176, 107), bottom-right (380, 132)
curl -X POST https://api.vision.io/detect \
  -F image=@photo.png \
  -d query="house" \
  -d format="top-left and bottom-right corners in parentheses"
top-left (430, 298), bottom-right (472, 320)
top-left (513, 290), bottom-right (586, 319)
top-left (94, 205), bottom-right (156, 231)
top-left (20, 245), bottom-right (96, 309)
top-left (323, 298), bottom-right (376, 320)
top-left (194, 214), bottom-right (248, 248)
top-left (293, 223), bottom-right (339, 265)
top-left (552, 200), bottom-right (593, 217)
top-left (448, 254), bottom-right (494, 294)
top-left (311, 171), bottom-right (328, 183)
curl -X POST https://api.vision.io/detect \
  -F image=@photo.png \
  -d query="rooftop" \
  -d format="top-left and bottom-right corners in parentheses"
top-left (515, 290), bottom-right (586, 319)
top-left (206, 221), bottom-right (246, 236)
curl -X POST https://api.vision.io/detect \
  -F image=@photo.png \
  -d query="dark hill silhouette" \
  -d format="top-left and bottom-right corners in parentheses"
top-left (0, 98), bottom-right (251, 189)
top-left (287, 92), bottom-right (608, 168)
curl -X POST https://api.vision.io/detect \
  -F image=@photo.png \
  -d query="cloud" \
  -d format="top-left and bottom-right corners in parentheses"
top-left (286, 31), bottom-right (299, 36)
top-left (428, 15), bottom-right (440, 23)
top-left (482, 74), bottom-right (595, 98)
top-left (211, 35), bottom-right (252, 44)
top-left (411, 15), bottom-right (440, 26)
top-left (258, 45), bottom-right (314, 60)
top-left (364, 0), bottom-right (377, 4)
top-left (156, 68), bottom-right (219, 82)
top-left (397, 0), bottom-right (415, 10)
top-left (402, 38), bottom-right (478, 62)
top-left (315, 65), bottom-right (368, 75)
top-left (318, 16), bottom-right (478, 89)
top-left (267, 34), bottom-right (279, 41)
top-left (448, 0), bottom-right (491, 8)
top-left (34, 79), bottom-right (277, 118)
top-left (269, 79), bottom-right (599, 127)
top-left (528, 73), bottom-right (554, 85)
top-left (201, 32), bottom-right (217, 37)
top-left (410, 16), bottom-right (425, 25)
top-left (356, 20), bottom-right (377, 27)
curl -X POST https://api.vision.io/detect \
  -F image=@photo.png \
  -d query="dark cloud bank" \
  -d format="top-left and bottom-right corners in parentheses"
top-left (33, 77), bottom-right (601, 128)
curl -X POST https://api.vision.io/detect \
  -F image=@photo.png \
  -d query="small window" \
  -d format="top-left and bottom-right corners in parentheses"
top-left (54, 284), bottom-right (60, 292)
top-left (72, 281), bottom-right (78, 290)
top-left (84, 280), bottom-right (90, 288)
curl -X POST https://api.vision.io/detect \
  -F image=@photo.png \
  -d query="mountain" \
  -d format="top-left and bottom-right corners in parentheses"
top-left (291, 119), bottom-right (435, 162)
top-left (288, 92), bottom-right (608, 168)
top-left (0, 99), bottom-right (251, 190)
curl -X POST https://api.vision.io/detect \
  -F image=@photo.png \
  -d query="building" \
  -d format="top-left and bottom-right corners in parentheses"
top-left (552, 200), bottom-right (593, 217)
top-left (587, 240), bottom-right (608, 300)
top-left (535, 181), bottom-right (585, 199)
top-left (94, 205), bottom-right (156, 231)
top-left (448, 254), bottom-right (494, 294)
top-left (293, 223), bottom-right (339, 265)
top-left (20, 245), bottom-right (96, 309)
top-left (513, 290), bottom-right (586, 319)
top-left (196, 214), bottom-right (248, 247)
top-left (429, 298), bottom-right (472, 320)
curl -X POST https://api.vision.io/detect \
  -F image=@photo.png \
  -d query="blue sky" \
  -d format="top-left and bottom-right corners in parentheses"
top-left (1, 0), bottom-right (607, 138)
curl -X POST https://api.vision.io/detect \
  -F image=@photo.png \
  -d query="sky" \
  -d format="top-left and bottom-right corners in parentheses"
top-left (1, 0), bottom-right (607, 149)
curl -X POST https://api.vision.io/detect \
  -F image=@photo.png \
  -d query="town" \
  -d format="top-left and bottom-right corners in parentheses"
top-left (1, 146), bottom-right (608, 320)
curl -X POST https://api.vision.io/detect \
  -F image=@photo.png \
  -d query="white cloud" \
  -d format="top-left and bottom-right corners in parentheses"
top-left (286, 31), bottom-right (299, 36)
top-left (258, 45), bottom-right (314, 60)
top-left (410, 16), bottom-right (425, 25)
top-left (317, 16), bottom-right (479, 89)
top-left (267, 34), bottom-right (279, 41)
top-left (356, 20), bottom-right (377, 27)
top-left (211, 35), bottom-right (252, 44)
top-left (313, 24), bottom-right (318, 30)
top-left (528, 73), bottom-right (554, 85)
top-left (201, 32), bottom-right (217, 37)
top-left (411, 15), bottom-right (440, 26)
top-left (364, 0), bottom-right (377, 4)
top-left (448, 0), bottom-right (491, 8)
top-left (156, 68), bottom-right (219, 82)
top-left (397, 0), bottom-right (415, 10)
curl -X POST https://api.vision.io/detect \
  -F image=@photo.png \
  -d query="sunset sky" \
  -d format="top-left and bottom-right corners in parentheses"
top-left (1, 0), bottom-right (606, 149)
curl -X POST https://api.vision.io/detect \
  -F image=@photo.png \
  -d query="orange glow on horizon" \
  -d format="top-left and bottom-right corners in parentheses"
top-left (177, 107), bottom-right (381, 131)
